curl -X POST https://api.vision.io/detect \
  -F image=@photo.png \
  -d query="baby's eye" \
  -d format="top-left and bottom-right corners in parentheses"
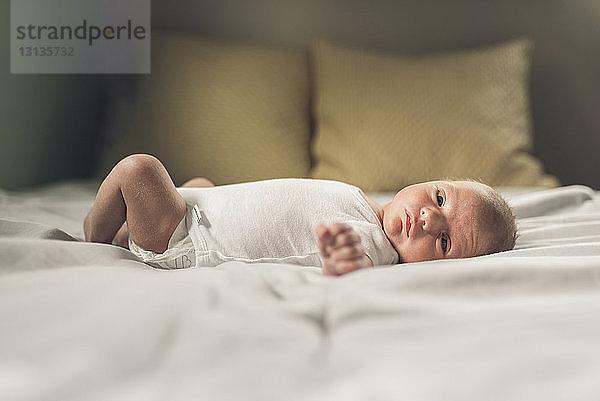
top-left (441, 233), bottom-right (448, 253)
top-left (436, 190), bottom-right (444, 207)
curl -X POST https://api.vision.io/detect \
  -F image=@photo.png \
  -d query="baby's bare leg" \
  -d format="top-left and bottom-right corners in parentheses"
top-left (84, 154), bottom-right (186, 254)
top-left (111, 176), bottom-right (214, 249)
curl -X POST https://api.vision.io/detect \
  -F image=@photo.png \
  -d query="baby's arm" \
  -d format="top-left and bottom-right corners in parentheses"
top-left (316, 223), bottom-right (373, 276)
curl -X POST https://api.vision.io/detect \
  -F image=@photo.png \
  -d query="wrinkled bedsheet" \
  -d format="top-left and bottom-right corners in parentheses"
top-left (1, 180), bottom-right (599, 401)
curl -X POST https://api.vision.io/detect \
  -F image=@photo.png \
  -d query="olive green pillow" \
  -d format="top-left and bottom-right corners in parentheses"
top-left (100, 33), bottom-right (311, 185)
top-left (310, 38), bottom-right (558, 191)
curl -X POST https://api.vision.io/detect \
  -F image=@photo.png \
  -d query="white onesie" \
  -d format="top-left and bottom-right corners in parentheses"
top-left (129, 179), bottom-right (399, 269)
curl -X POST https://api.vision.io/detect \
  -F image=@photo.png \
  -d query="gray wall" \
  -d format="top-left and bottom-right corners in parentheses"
top-left (0, 0), bottom-right (103, 190)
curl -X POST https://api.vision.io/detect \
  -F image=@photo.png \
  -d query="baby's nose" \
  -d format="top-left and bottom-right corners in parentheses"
top-left (420, 207), bottom-right (443, 233)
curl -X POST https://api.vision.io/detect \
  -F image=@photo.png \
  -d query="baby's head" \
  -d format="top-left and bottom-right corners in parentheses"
top-left (381, 180), bottom-right (516, 263)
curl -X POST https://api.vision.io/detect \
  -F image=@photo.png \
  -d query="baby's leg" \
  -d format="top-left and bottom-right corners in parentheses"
top-left (111, 176), bottom-right (214, 249)
top-left (84, 154), bottom-right (186, 254)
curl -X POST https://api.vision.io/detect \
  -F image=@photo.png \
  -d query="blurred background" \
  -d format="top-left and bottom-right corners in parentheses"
top-left (1, 0), bottom-right (599, 190)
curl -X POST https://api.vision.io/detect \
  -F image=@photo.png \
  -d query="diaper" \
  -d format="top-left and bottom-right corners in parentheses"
top-left (128, 205), bottom-right (196, 269)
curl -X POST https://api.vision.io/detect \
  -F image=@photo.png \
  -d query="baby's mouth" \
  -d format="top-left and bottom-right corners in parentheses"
top-left (405, 212), bottom-right (412, 238)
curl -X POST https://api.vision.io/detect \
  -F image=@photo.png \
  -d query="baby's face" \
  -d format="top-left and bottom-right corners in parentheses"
top-left (382, 181), bottom-right (491, 263)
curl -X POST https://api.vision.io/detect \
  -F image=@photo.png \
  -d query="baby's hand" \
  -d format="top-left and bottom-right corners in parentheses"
top-left (316, 223), bottom-right (373, 276)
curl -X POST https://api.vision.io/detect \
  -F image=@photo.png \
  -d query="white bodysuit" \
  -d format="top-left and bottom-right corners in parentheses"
top-left (129, 179), bottom-right (399, 269)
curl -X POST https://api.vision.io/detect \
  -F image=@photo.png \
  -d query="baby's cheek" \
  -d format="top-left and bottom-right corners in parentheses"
top-left (401, 239), bottom-right (437, 263)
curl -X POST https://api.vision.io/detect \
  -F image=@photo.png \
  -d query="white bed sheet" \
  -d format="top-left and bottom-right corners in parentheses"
top-left (1, 180), bottom-right (599, 401)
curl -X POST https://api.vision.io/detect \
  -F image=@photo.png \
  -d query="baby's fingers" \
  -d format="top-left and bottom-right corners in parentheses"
top-left (326, 223), bottom-right (353, 238)
top-left (330, 231), bottom-right (361, 250)
top-left (316, 224), bottom-right (333, 257)
top-left (323, 257), bottom-right (369, 276)
top-left (316, 223), bottom-right (361, 259)
top-left (315, 224), bottom-right (331, 241)
top-left (330, 244), bottom-right (366, 262)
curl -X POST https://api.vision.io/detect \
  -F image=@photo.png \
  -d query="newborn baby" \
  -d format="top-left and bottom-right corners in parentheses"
top-left (84, 154), bottom-right (517, 275)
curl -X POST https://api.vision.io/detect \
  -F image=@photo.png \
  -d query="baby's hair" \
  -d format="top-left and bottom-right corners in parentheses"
top-left (479, 187), bottom-right (518, 255)
top-left (445, 178), bottom-right (518, 256)
top-left (468, 183), bottom-right (518, 256)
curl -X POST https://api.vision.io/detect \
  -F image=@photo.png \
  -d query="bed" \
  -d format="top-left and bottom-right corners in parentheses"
top-left (2, 180), bottom-right (599, 400)
top-left (3, 1), bottom-right (600, 399)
